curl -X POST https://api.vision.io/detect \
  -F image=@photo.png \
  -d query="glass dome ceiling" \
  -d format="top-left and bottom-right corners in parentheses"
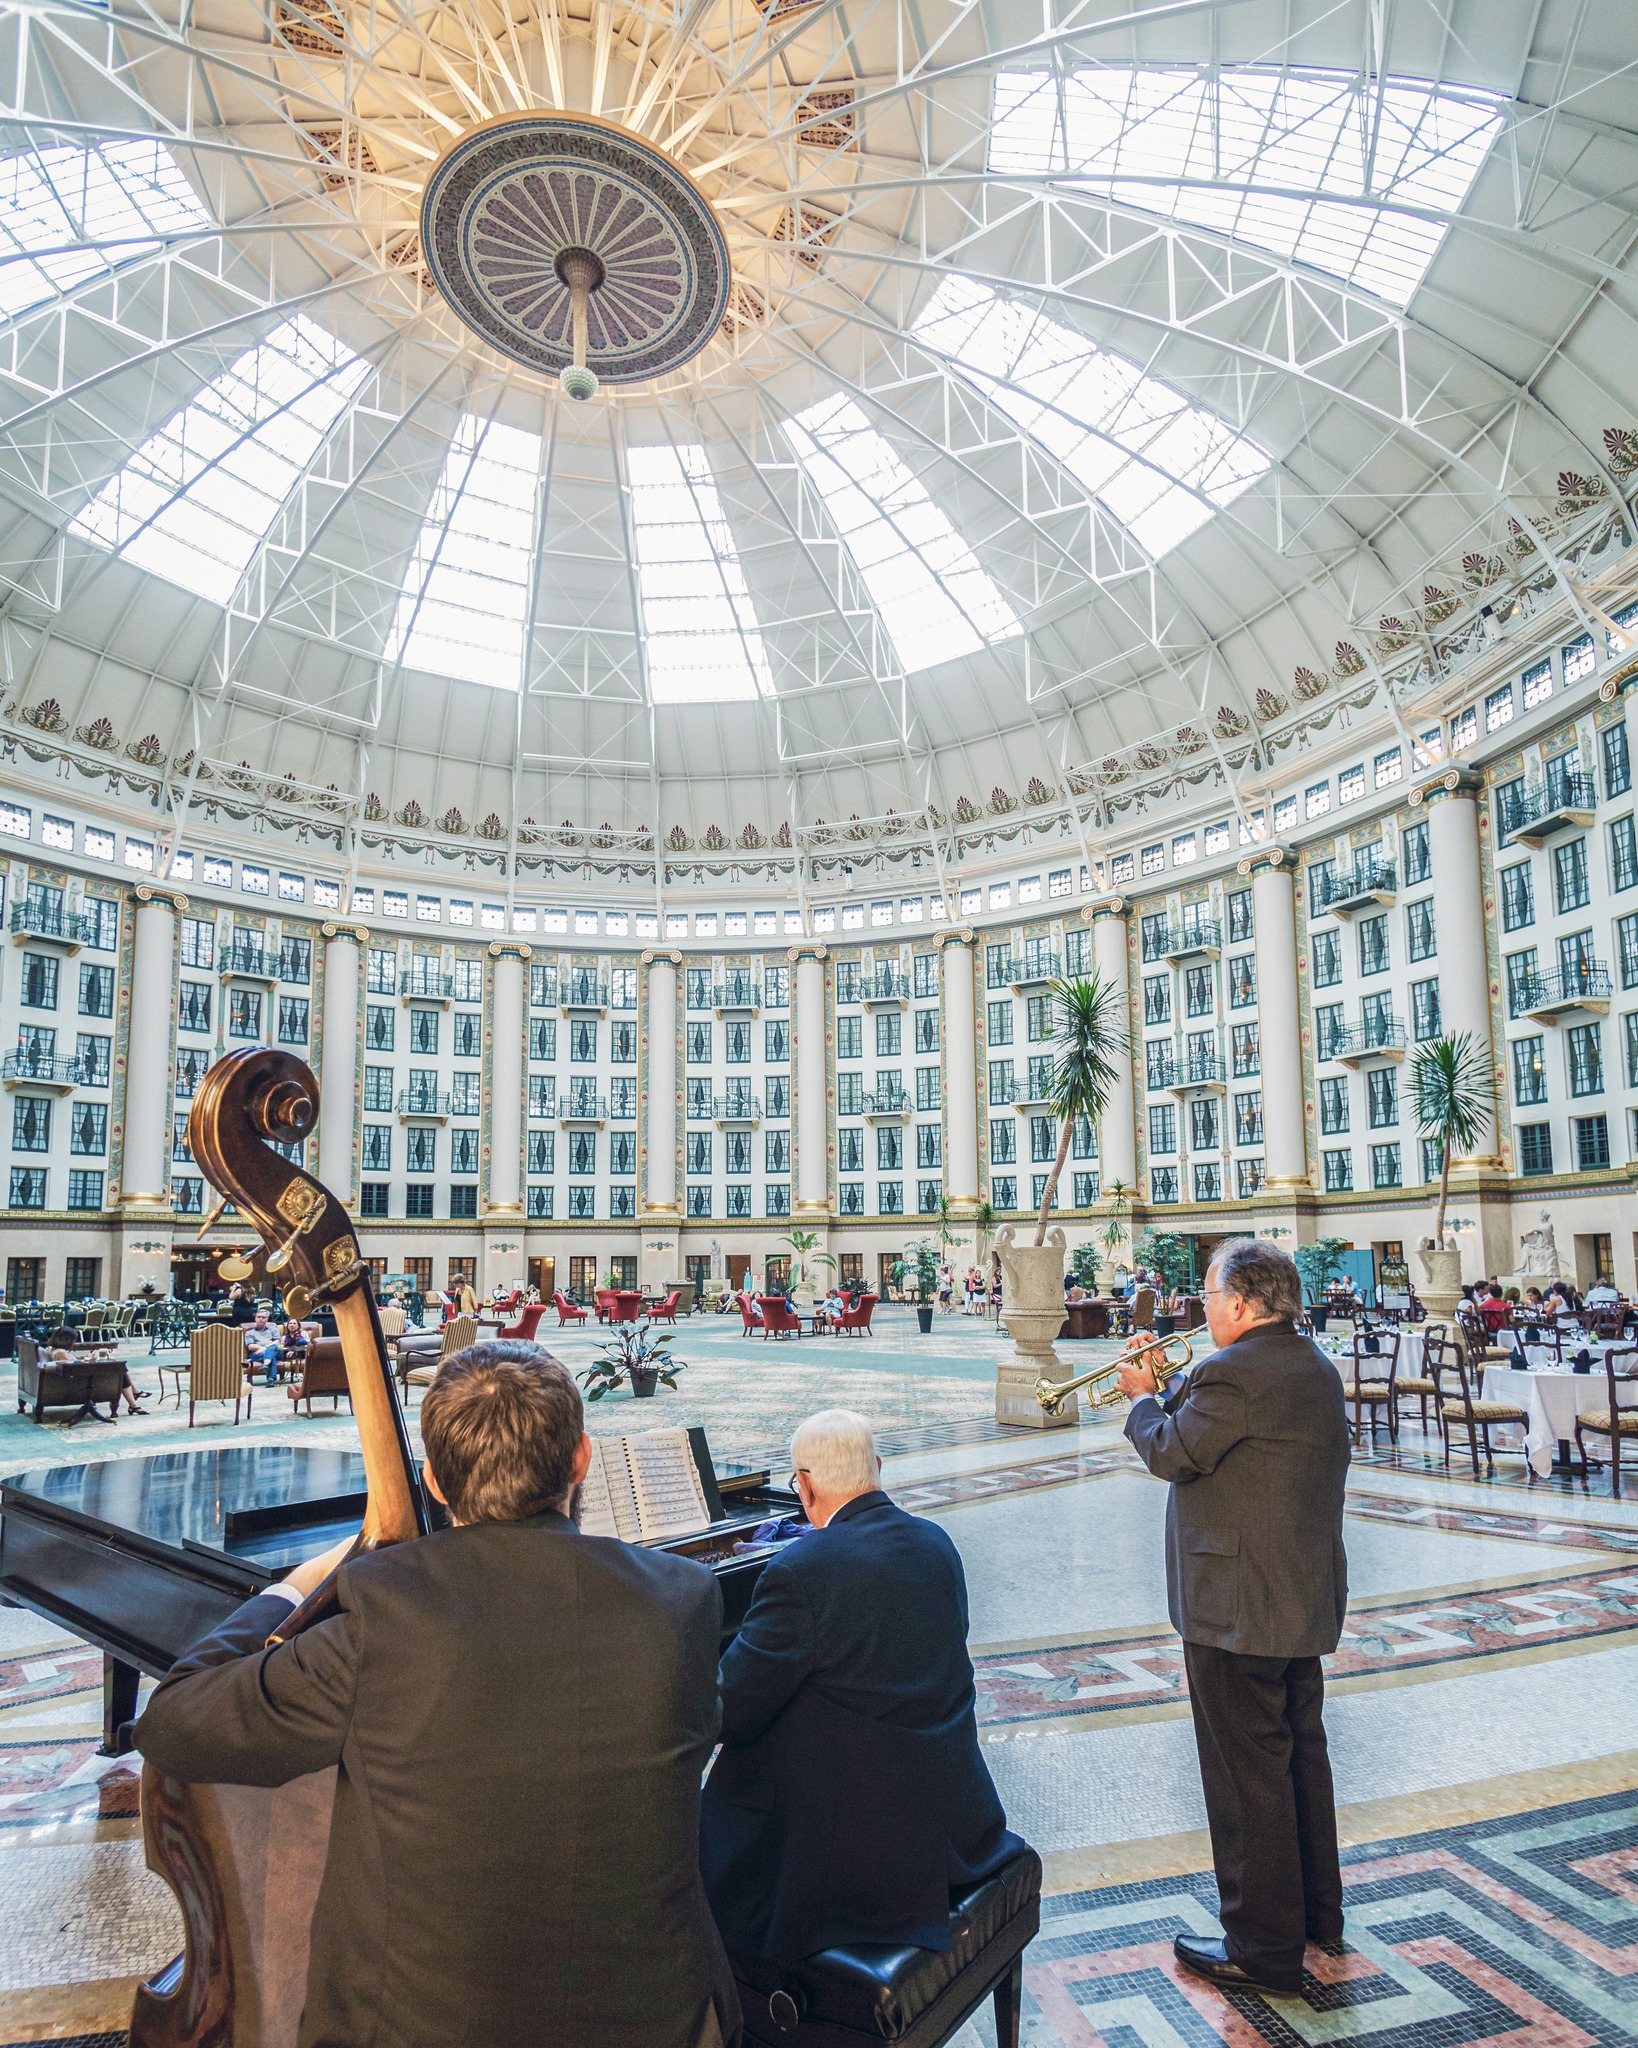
top-left (0, 0), bottom-right (1632, 874)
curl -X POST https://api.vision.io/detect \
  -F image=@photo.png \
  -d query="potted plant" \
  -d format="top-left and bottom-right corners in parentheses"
top-left (1293, 1236), bottom-right (1351, 1328)
top-left (1133, 1231), bottom-right (1195, 1332)
top-left (1071, 1243), bottom-right (1100, 1293)
top-left (998, 972), bottom-right (1127, 1426)
top-left (892, 1240), bottom-right (941, 1333)
top-left (1099, 1179), bottom-right (1132, 1277)
top-left (1410, 1032), bottom-right (1496, 1318)
top-left (777, 1228), bottom-right (835, 1316)
top-left (577, 1321), bottom-right (685, 1401)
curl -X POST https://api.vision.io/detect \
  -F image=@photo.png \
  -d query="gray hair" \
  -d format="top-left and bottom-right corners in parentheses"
top-left (1211, 1239), bottom-right (1303, 1322)
top-left (791, 1408), bottom-right (879, 1496)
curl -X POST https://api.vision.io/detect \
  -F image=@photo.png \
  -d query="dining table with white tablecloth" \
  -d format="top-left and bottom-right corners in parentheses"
top-left (1479, 1359), bottom-right (1638, 1475)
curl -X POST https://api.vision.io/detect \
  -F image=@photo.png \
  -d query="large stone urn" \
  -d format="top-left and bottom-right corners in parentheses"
top-left (1417, 1238), bottom-right (1463, 1322)
top-left (994, 1224), bottom-right (1076, 1427)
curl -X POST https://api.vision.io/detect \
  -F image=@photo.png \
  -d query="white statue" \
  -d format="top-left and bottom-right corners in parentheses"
top-left (1517, 1211), bottom-right (1562, 1281)
top-left (709, 1237), bottom-right (723, 1281)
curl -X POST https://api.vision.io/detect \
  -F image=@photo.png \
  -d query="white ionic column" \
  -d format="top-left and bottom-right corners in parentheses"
top-left (940, 930), bottom-right (980, 1214)
top-left (792, 944), bottom-right (829, 1217)
top-left (122, 888), bottom-right (180, 1209)
top-left (1242, 849), bottom-right (1308, 1190)
top-left (486, 944), bottom-right (527, 1215)
top-left (1086, 899), bottom-right (1136, 1192)
top-left (1415, 769), bottom-right (1498, 1166)
top-left (641, 950), bottom-right (680, 1218)
top-left (317, 923), bottom-right (363, 1201)
top-left (117, 887), bottom-right (181, 1296)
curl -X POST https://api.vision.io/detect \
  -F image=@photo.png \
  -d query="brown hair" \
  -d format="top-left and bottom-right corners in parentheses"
top-left (419, 1342), bottom-right (584, 1524)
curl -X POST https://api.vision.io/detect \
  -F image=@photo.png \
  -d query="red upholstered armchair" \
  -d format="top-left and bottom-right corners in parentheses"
top-left (758, 1296), bottom-right (802, 1340)
top-left (647, 1291), bottom-right (680, 1325)
top-left (835, 1293), bottom-right (877, 1337)
top-left (738, 1294), bottom-right (758, 1335)
top-left (553, 1292), bottom-right (588, 1326)
top-left (497, 1303), bottom-right (547, 1342)
top-left (595, 1289), bottom-right (618, 1324)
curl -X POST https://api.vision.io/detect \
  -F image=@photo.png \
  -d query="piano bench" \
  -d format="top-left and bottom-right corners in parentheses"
top-left (734, 1847), bottom-right (1041, 2048)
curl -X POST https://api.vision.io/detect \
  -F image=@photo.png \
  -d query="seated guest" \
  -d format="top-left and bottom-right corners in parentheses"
top-left (1478, 1284), bottom-right (1511, 1336)
top-left (242, 1307), bottom-right (283, 1385)
top-left (44, 1327), bottom-right (146, 1414)
top-left (701, 1408), bottom-right (1020, 1966)
top-left (819, 1289), bottom-right (844, 1324)
top-left (136, 1344), bottom-right (738, 2048)
top-left (1585, 1276), bottom-right (1619, 1306)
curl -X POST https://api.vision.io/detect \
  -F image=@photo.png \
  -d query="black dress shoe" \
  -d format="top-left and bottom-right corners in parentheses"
top-left (1172, 1934), bottom-right (1304, 1996)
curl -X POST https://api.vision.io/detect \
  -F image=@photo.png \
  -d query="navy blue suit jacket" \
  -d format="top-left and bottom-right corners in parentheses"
top-left (700, 1491), bottom-right (1020, 1965)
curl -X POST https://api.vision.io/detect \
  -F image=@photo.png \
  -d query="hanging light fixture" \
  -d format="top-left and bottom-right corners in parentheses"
top-left (419, 112), bottom-right (731, 402)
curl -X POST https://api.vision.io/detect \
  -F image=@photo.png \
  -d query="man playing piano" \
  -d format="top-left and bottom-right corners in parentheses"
top-left (136, 1343), bottom-right (740, 2048)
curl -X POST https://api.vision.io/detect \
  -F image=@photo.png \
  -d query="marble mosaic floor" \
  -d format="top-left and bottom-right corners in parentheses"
top-left (2, 1312), bottom-right (1636, 2042)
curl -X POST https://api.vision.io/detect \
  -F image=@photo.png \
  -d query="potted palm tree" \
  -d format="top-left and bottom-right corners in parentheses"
top-left (777, 1228), bottom-right (835, 1317)
top-left (996, 972), bottom-right (1126, 1427)
top-left (1410, 1033), bottom-right (1496, 1318)
top-left (892, 1240), bottom-right (942, 1333)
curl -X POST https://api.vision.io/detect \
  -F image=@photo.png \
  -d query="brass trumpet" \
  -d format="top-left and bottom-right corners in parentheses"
top-left (1034, 1330), bottom-right (1194, 1417)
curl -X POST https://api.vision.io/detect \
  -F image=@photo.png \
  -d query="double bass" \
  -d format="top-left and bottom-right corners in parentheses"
top-left (130, 1047), bottom-right (430, 2048)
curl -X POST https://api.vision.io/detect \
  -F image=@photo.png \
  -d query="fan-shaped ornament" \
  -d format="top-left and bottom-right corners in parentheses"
top-left (420, 113), bottom-right (732, 399)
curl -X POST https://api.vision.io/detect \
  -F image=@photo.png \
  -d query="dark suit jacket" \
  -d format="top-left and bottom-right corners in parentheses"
top-left (1124, 1319), bottom-right (1350, 1659)
top-left (699, 1491), bottom-right (1019, 1965)
top-left (136, 1513), bottom-right (739, 2048)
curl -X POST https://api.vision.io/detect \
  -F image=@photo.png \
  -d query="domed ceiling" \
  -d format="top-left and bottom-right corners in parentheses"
top-left (0, 0), bottom-right (1633, 877)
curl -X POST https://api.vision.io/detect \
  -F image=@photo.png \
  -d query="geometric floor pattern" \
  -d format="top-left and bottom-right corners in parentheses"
top-left (1029, 1790), bottom-right (1638, 2045)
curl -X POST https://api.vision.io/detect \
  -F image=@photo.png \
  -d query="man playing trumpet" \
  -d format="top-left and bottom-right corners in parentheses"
top-left (1116, 1238), bottom-right (1351, 1997)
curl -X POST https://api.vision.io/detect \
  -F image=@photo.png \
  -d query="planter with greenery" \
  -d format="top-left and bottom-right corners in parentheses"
top-left (577, 1322), bottom-right (685, 1401)
top-left (1071, 1243), bottom-right (1101, 1292)
top-left (1293, 1236), bottom-right (1352, 1328)
top-left (1410, 1032), bottom-right (1496, 1316)
top-left (1133, 1230), bottom-right (1195, 1330)
top-left (997, 973), bottom-right (1127, 1427)
top-left (778, 1228), bottom-right (836, 1314)
top-left (893, 1240), bottom-right (941, 1332)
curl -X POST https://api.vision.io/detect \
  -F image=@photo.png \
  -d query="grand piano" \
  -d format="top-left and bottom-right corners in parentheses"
top-left (0, 1428), bottom-right (797, 1752)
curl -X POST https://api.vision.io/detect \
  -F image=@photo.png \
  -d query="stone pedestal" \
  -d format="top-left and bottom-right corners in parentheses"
top-left (1417, 1242), bottom-right (1463, 1322)
top-left (995, 1226), bottom-right (1077, 1428)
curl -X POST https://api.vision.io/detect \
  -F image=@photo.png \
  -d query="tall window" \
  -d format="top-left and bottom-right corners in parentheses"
top-left (1554, 838), bottom-right (1590, 913)
top-left (1356, 914), bottom-right (1389, 976)
top-left (1405, 899), bottom-right (1436, 961)
top-left (1231, 1023), bottom-right (1260, 1076)
top-left (1567, 1023), bottom-right (1604, 1097)
top-left (1610, 817), bottom-right (1638, 894)
top-left (1500, 863), bottom-right (1534, 931)
top-left (1319, 1078), bottom-right (1348, 1134)
top-left (1311, 928), bottom-right (1341, 987)
top-left (1514, 1035), bottom-right (1548, 1112)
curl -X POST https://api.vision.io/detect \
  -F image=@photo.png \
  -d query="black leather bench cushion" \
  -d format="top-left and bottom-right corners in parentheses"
top-left (738, 1848), bottom-right (1042, 2041)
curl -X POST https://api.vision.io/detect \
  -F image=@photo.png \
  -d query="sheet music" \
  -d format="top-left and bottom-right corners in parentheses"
top-left (576, 1429), bottom-right (711, 1544)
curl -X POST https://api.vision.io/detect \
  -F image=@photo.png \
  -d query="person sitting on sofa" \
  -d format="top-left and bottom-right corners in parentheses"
top-left (45, 1327), bottom-right (146, 1414)
top-left (242, 1308), bottom-right (284, 1386)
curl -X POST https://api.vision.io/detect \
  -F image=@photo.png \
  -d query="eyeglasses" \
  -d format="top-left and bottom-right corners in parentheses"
top-left (786, 1468), bottom-right (811, 1493)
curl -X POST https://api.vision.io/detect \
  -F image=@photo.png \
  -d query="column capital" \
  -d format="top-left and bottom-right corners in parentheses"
top-left (1081, 895), bottom-right (1128, 922)
top-left (640, 947), bottom-right (683, 968)
top-left (1236, 843), bottom-right (1295, 878)
top-left (1408, 766), bottom-right (1483, 808)
top-left (930, 926), bottom-right (976, 950)
top-left (320, 920), bottom-right (369, 943)
top-left (134, 884), bottom-right (189, 912)
top-left (486, 938), bottom-right (533, 962)
top-left (786, 941), bottom-right (829, 964)
top-left (1599, 654), bottom-right (1638, 702)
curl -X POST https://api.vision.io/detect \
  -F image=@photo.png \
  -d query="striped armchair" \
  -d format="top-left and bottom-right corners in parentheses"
top-left (402, 1314), bottom-right (478, 1396)
top-left (187, 1323), bottom-right (252, 1428)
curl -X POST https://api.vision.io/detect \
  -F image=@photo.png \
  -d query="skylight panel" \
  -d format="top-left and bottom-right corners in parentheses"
top-left (0, 139), bottom-right (211, 320)
top-left (387, 416), bottom-right (540, 690)
top-left (781, 396), bottom-right (1021, 674)
top-left (70, 314), bottom-right (369, 605)
top-left (989, 67), bottom-right (1506, 305)
top-left (627, 444), bottom-right (773, 705)
top-left (914, 275), bottom-right (1267, 555)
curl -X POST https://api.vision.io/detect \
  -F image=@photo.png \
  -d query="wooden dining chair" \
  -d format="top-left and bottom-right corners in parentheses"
top-left (1343, 1326), bottom-right (1399, 1446)
top-left (1576, 1353), bottom-right (1638, 1498)
top-left (1439, 1333), bottom-right (1529, 1479)
top-left (1391, 1323), bottom-right (1446, 1438)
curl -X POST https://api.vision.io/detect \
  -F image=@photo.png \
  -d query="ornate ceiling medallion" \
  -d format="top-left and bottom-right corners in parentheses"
top-left (420, 112), bottom-right (731, 388)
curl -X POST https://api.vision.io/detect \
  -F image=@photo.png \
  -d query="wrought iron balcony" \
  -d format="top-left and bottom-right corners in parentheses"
top-left (1318, 859), bottom-right (1397, 917)
top-left (1517, 963), bottom-right (1612, 1019)
top-left (220, 941), bottom-right (273, 981)
top-left (1499, 772), bottom-right (1598, 846)
top-left (402, 968), bottom-right (454, 1003)
top-left (1158, 920), bottom-right (1221, 962)
top-left (713, 977), bottom-right (762, 1015)
top-left (10, 904), bottom-right (93, 949)
top-left (3, 1053), bottom-right (88, 1091)
top-left (561, 975), bottom-right (608, 1013)
top-left (862, 1089), bottom-right (912, 1121)
top-left (714, 1092), bottom-right (763, 1125)
top-left (560, 1093), bottom-right (608, 1125)
top-left (1005, 953), bottom-right (1061, 989)
top-left (862, 971), bottom-right (910, 1007)
top-left (1167, 1051), bottom-right (1226, 1094)
top-left (396, 1088), bottom-right (451, 1119)
top-left (1326, 1019), bottom-right (1407, 1065)
top-left (1145, 1053), bottom-right (1177, 1091)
